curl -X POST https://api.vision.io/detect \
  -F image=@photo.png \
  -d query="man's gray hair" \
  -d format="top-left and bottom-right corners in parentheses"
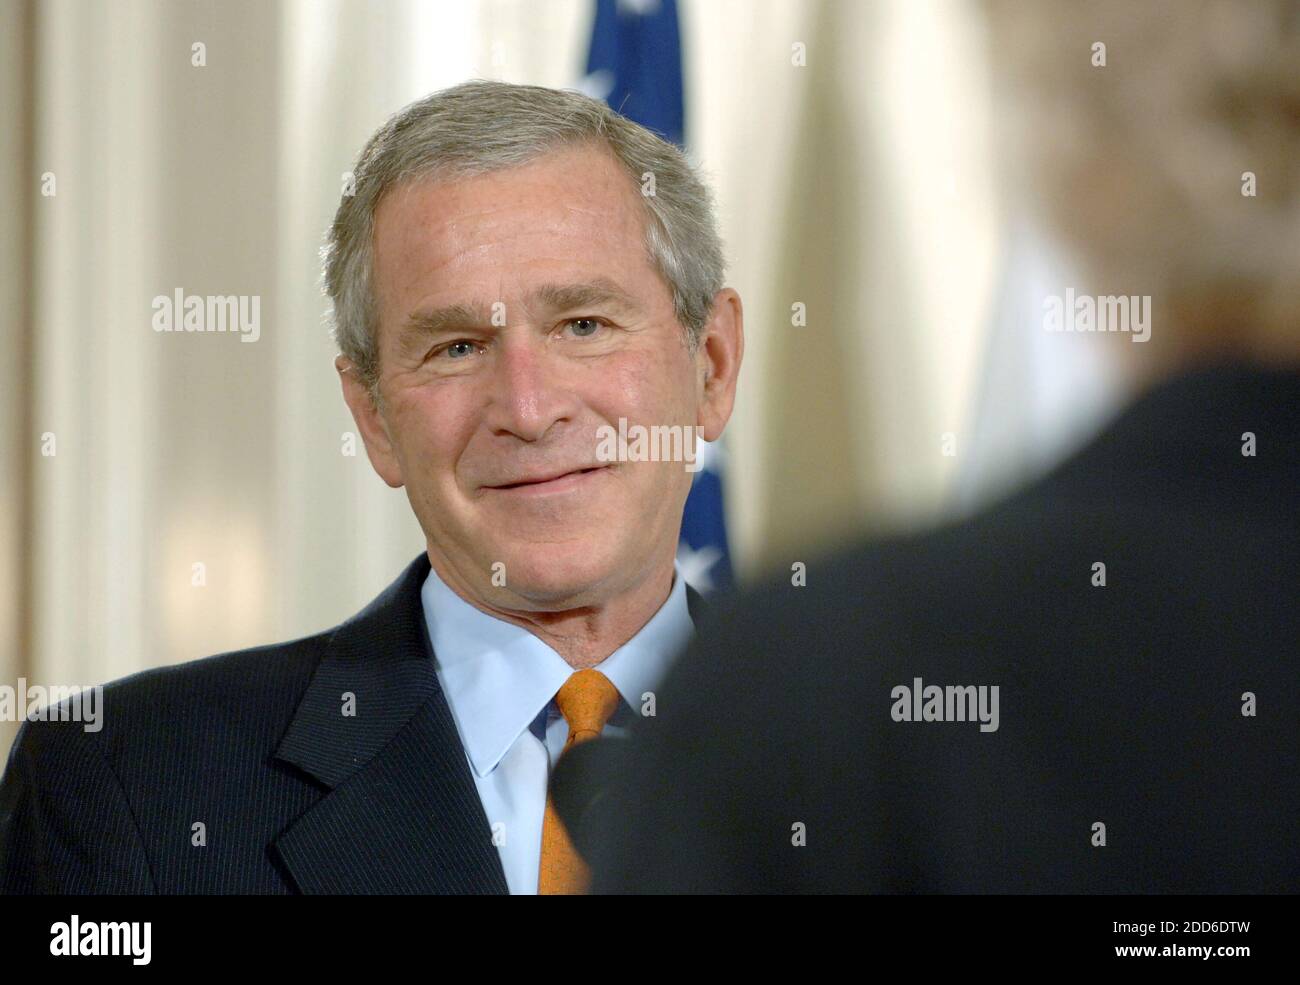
top-left (322, 79), bottom-right (727, 402)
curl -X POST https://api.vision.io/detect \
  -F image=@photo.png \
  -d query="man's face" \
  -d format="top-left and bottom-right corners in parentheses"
top-left (349, 143), bottom-right (730, 611)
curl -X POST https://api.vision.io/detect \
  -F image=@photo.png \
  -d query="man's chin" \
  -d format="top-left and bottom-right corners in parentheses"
top-left (486, 545), bottom-right (628, 610)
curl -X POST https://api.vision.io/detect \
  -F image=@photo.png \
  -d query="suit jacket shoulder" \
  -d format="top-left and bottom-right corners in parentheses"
top-left (1, 553), bottom-right (509, 894)
top-left (591, 365), bottom-right (1300, 893)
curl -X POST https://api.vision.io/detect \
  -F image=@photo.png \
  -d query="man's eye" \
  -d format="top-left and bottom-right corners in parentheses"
top-left (437, 340), bottom-right (479, 360)
top-left (564, 317), bottom-right (605, 339)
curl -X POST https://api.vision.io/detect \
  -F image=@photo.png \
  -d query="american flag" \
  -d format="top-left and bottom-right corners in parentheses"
top-left (580, 0), bottom-right (734, 593)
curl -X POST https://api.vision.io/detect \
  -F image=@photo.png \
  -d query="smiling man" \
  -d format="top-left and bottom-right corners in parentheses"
top-left (0, 80), bottom-right (743, 895)
top-left (340, 137), bottom-right (728, 664)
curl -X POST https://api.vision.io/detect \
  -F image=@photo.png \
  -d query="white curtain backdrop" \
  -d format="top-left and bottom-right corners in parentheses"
top-left (1, 0), bottom-right (1093, 763)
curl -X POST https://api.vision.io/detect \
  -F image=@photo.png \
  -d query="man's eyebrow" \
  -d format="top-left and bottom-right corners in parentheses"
top-left (402, 278), bottom-right (643, 338)
top-left (403, 301), bottom-right (491, 338)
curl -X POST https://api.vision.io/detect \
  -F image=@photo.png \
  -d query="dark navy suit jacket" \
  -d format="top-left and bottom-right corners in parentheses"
top-left (575, 364), bottom-right (1300, 893)
top-left (0, 553), bottom-right (704, 894)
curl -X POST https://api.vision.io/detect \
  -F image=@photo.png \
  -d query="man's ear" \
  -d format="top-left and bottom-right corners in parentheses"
top-left (694, 288), bottom-right (745, 441)
top-left (336, 355), bottom-right (405, 488)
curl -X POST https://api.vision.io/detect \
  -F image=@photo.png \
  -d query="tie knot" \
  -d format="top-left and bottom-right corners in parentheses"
top-left (555, 669), bottom-right (621, 745)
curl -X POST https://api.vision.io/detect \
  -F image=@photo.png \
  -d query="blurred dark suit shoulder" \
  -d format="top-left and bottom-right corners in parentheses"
top-left (588, 363), bottom-right (1300, 893)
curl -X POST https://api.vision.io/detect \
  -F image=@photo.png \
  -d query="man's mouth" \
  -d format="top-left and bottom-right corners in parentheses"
top-left (485, 466), bottom-right (610, 492)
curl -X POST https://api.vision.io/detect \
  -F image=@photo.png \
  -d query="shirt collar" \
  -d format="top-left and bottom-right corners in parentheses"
top-left (422, 564), bottom-right (695, 778)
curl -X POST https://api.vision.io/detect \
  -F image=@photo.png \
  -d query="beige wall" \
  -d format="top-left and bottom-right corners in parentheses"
top-left (1, 0), bottom-right (33, 760)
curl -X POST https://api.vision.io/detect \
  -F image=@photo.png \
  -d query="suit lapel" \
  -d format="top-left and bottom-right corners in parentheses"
top-left (271, 557), bottom-right (708, 893)
top-left (271, 553), bottom-right (509, 894)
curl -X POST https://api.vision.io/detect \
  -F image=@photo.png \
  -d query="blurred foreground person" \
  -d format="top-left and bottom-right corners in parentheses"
top-left (564, 0), bottom-right (1300, 892)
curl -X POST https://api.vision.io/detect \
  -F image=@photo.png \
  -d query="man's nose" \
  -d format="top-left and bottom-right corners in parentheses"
top-left (484, 335), bottom-right (579, 442)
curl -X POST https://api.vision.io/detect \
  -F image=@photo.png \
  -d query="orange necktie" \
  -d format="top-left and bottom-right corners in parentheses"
top-left (538, 668), bottom-right (621, 894)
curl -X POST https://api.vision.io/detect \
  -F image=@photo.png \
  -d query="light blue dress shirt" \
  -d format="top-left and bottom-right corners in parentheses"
top-left (421, 564), bottom-right (695, 894)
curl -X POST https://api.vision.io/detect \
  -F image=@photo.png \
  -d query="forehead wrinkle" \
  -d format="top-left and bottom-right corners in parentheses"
top-left (528, 277), bottom-right (643, 317)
